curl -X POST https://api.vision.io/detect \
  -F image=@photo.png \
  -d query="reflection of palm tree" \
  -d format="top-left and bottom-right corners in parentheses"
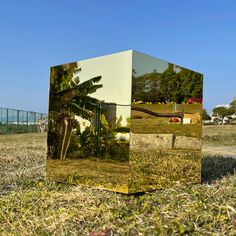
top-left (48, 63), bottom-right (103, 160)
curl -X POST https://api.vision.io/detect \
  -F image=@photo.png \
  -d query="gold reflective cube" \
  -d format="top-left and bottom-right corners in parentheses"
top-left (46, 50), bottom-right (203, 194)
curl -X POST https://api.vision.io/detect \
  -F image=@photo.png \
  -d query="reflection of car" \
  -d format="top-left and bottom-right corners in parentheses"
top-left (169, 117), bottom-right (180, 123)
top-left (187, 97), bottom-right (202, 104)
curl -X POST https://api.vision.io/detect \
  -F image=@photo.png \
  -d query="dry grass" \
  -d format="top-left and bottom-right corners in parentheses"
top-left (0, 126), bottom-right (236, 235)
top-left (0, 178), bottom-right (235, 235)
top-left (0, 133), bottom-right (46, 189)
top-left (203, 125), bottom-right (236, 146)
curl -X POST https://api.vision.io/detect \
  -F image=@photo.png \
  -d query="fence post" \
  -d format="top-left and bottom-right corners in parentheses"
top-left (95, 102), bottom-right (102, 157)
top-left (180, 108), bottom-right (185, 125)
top-left (17, 110), bottom-right (19, 133)
top-left (0, 108), bottom-right (2, 134)
top-left (34, 112), bottom-right (37, 132)
top-left (6, 108), bottom-right (8, 133)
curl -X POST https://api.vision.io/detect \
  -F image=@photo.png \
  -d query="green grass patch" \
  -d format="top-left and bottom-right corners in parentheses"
top-left (131, 121), bottom-right (202, 138)
top-left (133, 103), bottom-right (202, 113)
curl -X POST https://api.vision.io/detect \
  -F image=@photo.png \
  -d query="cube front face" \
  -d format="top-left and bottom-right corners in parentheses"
top-left (47, 51), bottom-right (133, 193)
top-left (46, 50), bottom-right (203, 194)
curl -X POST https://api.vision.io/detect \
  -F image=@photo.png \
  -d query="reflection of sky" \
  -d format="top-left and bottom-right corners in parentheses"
top-left (75, 50), bottom-right (132, 127)
top-left (132, 50), bottom-right (169, 76)
top-left (132, 50), bottom-right (182, 76)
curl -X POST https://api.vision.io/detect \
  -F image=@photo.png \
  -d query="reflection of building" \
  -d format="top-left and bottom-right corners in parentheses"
top-left (183, 113), bottom-right (201, 124)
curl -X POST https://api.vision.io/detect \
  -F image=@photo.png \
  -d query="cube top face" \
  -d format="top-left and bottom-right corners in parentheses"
top-left (47, 50), bottom-right (203, 194)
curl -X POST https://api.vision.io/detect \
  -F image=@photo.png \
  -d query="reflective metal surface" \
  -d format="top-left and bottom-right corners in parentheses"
top-left (46, 50), bottom-right (203, 194)
top-left (47, 51), bottom-right (132, 193)
top-left (129, 51), bottom-right (203, 193)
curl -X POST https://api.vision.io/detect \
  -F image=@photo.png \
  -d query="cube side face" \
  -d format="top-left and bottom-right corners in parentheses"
top-left (129, 51), bottom-right (203, 193)
top-left (46, 51), bottom-right (133, 193)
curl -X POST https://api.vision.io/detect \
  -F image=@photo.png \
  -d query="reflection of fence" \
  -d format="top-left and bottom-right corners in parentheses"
top-left (92, 102), bottom-right (185, 156)
top-left (94, 102), bottom-right (118, 156)
top-left (93, 102), bottom-right (129, 157)
top-left (0, 107), bottom-right (48, 134)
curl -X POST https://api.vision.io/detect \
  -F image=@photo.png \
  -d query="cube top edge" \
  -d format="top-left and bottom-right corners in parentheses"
top-left (49, 50), bottom-right (203, 75)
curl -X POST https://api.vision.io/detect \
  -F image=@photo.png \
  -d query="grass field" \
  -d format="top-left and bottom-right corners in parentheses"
top-left (203, 125), bottom-right (236, 146)
top-left (0, 126), bottom-right (236, 235)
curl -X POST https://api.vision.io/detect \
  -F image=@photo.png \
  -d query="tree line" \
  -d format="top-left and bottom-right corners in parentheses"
top-left (132, 64), bottom-right (203, 103)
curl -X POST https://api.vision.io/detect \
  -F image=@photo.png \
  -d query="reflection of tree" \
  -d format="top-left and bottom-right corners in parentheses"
top-left (132, 64), bottom-right (203, 103)
top-left (48, 62), bottom-right (103, 160)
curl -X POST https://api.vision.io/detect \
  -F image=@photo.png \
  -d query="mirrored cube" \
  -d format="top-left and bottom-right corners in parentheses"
top-left (46, 50), bottom-right (203, 194)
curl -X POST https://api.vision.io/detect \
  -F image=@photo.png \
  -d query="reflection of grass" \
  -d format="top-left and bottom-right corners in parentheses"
top-left (47, 149), bottom-right (202, 194)
top-left (131, 121), bottom-right (201, 138)
top-left (46, 158), bottom-right (130, 193)
top-left (129, 149), bottom-right (201, 193)
top-left (132, 103), bottom-right (202, 113)
top-left (131, 104), bottom-right (202, 138)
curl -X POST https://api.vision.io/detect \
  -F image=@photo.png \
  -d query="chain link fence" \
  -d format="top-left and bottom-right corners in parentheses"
top-left (0, 107), bottom-right (48, 134)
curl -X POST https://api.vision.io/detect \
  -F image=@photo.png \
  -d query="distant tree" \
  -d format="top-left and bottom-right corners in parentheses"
top-left (226, 106), bottom-right (235, 116)
top-left (230, 98), bottom-right (236, 113)
top-left (212, 106), bottom-right (234, 118)
top-left (132, 64), bottom-right (203, 103)
top-left (202, 109), bottom-right (211, 120)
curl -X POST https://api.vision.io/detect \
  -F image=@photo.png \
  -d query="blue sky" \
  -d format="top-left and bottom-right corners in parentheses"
top-left (0, 1), bottom-right (236, 113)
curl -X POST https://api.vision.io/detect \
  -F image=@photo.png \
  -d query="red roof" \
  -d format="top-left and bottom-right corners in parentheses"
top-left (188, 97), bottom-right (202, 103)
